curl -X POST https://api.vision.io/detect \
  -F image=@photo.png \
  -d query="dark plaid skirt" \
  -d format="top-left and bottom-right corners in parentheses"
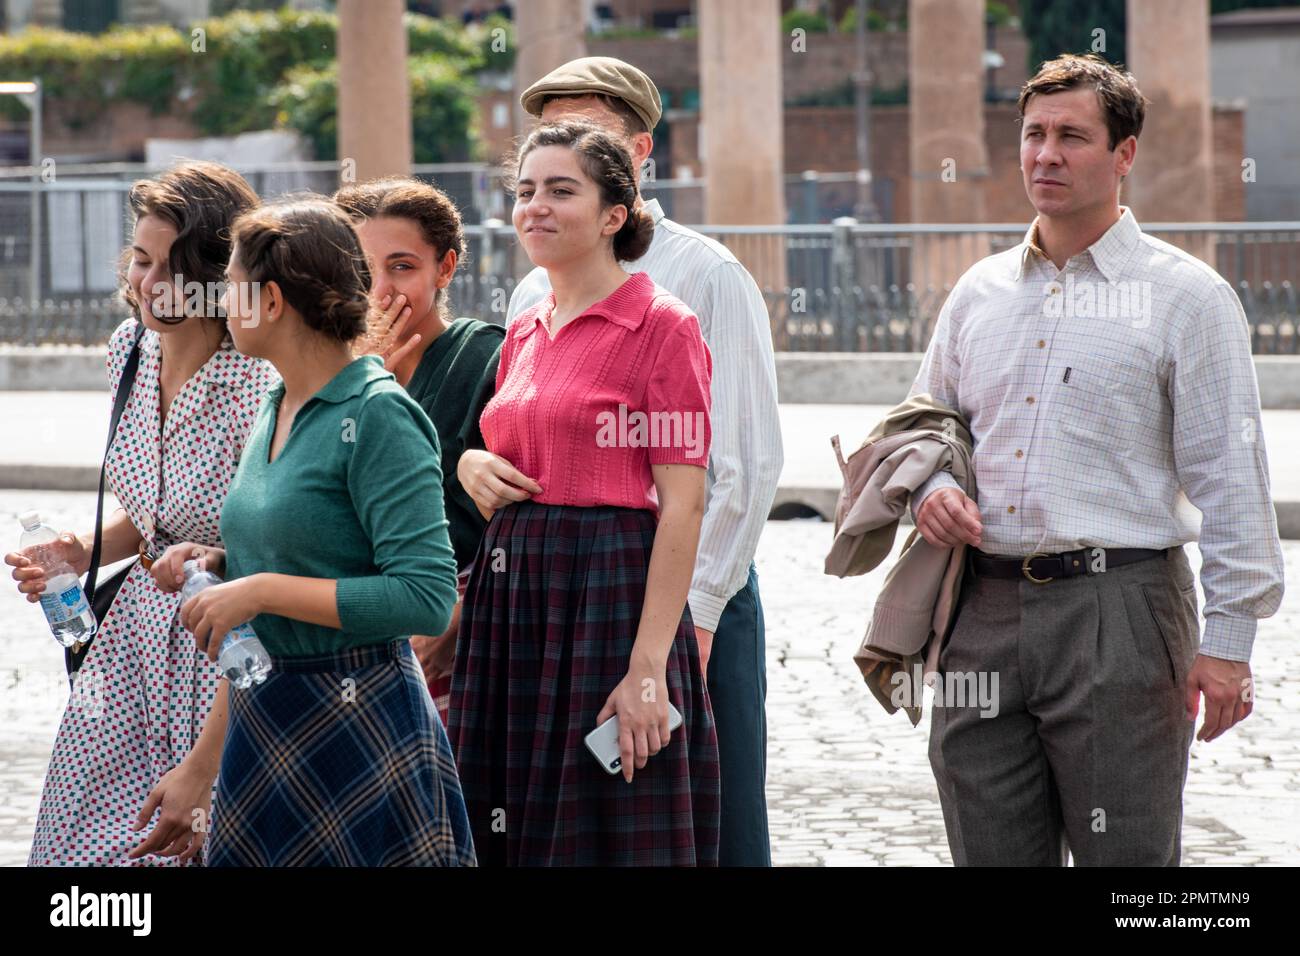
top-left (448, 500), bottom-right (720, 866)
top-left (208, 640), bottom-right (476, 867)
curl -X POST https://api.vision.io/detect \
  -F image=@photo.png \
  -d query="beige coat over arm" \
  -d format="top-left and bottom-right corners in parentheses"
top-left (825, 394), bottom-right (977, 725)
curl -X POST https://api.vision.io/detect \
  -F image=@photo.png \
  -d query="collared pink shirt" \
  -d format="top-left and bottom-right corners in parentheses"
top-left (481, 270), bottom-right (712, 513)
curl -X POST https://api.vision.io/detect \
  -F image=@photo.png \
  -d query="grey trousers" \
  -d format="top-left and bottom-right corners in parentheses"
top-left (928, 547), bottom-right (1200, 866)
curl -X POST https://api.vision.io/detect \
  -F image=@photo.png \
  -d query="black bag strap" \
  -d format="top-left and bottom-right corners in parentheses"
top-left (69, 322), bottom-right (145, 674)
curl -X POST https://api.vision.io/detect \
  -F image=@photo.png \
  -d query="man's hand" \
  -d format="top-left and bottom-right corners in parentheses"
top-left (694, 627), bottom-right (714, 680)
top-left (1186, 654), bottom-right (1253, 742)
top-left (916, 487), bottom-right (983, 549)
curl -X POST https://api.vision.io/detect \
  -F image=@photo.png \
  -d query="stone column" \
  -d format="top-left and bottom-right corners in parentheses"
top-left (698, 0), bottom-right (786, 334)
top-left (908, 0), bottom-right (990, 314)
top-left (1126, 0), bottom-right (1214, 239)
top-left (698, 0), bottom-right (785, 228)
top-left (30, 0), bottom-right (62, 27)
top-left (512, 0), bottom-right (587, 136)
top-left (511, 0), bottom-right (587, 280)
top-left (337, 0), bottom-right (411, 183)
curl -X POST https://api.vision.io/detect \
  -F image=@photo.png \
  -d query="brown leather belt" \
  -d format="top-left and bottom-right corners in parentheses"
top-left (970, 547), bottom-right (1169, 584)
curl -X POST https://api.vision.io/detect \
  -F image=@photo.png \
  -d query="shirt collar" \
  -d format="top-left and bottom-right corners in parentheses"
top-left (516, 271), bottom-right (656, 340)
top-left (1014, 206), bottom-right (1141, 284)
top-left (641, 197), bottom-right (665, 227)
top-left (268, 354), bottom-right (393, 404)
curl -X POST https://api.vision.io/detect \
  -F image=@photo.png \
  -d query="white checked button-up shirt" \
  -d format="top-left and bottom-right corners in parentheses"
top-left (506, 198), bottom-right (784, 632)
top-left (911, 207), bottom-right (1284, 661)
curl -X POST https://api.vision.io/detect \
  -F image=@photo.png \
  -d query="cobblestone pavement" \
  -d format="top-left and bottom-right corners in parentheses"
top-left (1, 491), bottom-right (1297, 866)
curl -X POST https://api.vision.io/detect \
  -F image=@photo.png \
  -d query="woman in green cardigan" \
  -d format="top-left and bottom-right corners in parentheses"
top-left (138, 198), bottom-right (475, 866)
top-left (333, 177), bottom-right (504, 725)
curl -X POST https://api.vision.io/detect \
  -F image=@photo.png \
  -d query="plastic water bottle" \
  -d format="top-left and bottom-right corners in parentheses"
top-left (179, 559), bottom-right (272, 689)
top-left (18, 512), bottom-right (96, 648)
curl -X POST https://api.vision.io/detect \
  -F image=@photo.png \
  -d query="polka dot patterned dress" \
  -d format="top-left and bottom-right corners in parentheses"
top-left (28, 317), bottom-right (279, 866)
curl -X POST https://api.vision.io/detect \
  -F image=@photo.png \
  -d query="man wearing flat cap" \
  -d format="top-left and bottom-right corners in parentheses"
top-left (507, 56), bottom-right (784, 867)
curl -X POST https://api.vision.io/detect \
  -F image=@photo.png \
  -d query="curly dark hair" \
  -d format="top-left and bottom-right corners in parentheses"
top-left (121, 160), bottom-right (259, 324)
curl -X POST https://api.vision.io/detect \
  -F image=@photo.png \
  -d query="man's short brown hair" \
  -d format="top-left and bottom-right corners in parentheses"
top-left (1017, 53), bottom-right (1148, 150)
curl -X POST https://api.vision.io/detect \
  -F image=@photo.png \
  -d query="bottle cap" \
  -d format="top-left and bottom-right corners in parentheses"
top-left (19, 511), bottom-right (41, 530)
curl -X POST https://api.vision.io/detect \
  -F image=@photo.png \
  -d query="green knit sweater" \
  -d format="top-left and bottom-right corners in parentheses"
top-left (221, 355), bottom-right (458, 657)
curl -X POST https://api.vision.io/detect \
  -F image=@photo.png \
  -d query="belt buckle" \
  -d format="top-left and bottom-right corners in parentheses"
top-left (1022, 552), bottom-right (1054, 584)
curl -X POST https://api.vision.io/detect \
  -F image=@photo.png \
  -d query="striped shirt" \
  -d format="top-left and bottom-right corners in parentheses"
top-left (507, 198), bottom-right (783, 632)
top-left (910, 206), bottom-right (1284, 661)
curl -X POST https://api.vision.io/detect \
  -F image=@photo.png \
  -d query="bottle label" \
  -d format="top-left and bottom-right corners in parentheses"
top-left (40, 582), bottom-right (89, 626)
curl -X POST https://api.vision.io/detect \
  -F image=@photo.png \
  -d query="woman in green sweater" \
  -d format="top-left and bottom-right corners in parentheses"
top-left (333, 178), bottom-right (504, 724)
top-left (145, 198), bottom-right (475, 866)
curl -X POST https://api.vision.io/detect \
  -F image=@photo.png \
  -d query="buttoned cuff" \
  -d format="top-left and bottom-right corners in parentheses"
top-left (687, 588), bottom-right (728, 634)
top-left (1199, 614), bottom-right (1256, 663)
top-left (910, 470), bottom-right (960, 524)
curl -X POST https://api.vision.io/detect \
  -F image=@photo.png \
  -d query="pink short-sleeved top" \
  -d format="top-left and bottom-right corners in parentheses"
top-left (481, 270), bottom-right (712, 513)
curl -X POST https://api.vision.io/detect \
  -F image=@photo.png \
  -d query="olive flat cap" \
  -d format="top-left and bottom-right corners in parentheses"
top-left (520, 56), bottom-right (663, 131)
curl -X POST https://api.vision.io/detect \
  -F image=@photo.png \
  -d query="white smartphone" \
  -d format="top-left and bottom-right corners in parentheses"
top-left (584, 701), bottom-right (684, 775)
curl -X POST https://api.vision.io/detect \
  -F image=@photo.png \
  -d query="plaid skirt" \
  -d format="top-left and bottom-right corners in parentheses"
top-left (448, 500), bottom-right (720, 866)
top-left (208, 640), bottom-right (476, 867)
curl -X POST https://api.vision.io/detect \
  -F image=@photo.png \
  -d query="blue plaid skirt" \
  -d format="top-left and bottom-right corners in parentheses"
top-left (208, 640), bottom-right (476, 866)
top-left (449, 501), bottom-right (720, 866)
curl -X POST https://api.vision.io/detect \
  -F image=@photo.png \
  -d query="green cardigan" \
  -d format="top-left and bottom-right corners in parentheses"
top-left (403, 317), bottom-right (504, 571)
top-left (221, 355), bottom-right (459, 657)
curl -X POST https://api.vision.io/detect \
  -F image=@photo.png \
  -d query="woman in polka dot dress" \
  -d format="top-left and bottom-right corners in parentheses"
top-left (5, 163), bottom-right (278, 865)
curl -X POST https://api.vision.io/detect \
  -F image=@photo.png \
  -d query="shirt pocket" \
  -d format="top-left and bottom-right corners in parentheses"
top-left (1052, 357), bottom-right (1147, 458)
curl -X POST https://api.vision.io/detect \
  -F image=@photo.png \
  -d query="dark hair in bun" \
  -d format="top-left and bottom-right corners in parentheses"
top-left (230, 197), bottom-right (371, 342)
top-left (512, 121), bottom-right (655, 262)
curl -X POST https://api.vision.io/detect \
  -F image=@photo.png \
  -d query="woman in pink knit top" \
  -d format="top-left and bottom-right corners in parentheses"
top-left (452, 121), bottom-right (720, 866)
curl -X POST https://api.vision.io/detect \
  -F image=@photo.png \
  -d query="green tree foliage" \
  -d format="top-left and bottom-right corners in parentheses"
top-left (269, 54), bottom-right (478, 163)
top-left (0, 24), bottom-right (189, 125)
top-left (781, 9), bottom-right (831, 34)
top-left (1021, 0), bottom-right (1126, 71)
top-left (0, 7), bottom-right (498, 161)
top-left (1021, 0), bottom-right (1300, 74)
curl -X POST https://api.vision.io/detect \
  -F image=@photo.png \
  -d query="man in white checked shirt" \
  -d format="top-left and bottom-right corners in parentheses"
top-left (909, 54), bottom-right (1283, 866)
top-left (495, 58), bottom-right (783, 866)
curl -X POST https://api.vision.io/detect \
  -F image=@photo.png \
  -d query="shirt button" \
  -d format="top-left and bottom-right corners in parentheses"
top-left (1037, 339), bottom-right (1046, 348)
top-left (1007, 506), bottom-right (1017, 514)
top-left (1026, 396), bottom-right (1035, 404)
top-left (1015, 449), bottom-right (1024, 458)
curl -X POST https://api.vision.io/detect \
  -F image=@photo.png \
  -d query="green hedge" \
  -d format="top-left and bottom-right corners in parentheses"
top-left (0, 7), bottom-right (509, 160)
top-left (0, 24), bottom-right (189, 125)
top-left (269, 54), bottom-right (479, 163)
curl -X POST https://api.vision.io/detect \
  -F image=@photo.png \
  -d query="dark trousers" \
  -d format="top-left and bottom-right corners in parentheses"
top-left (929, 547), bottom-right (1200, 866)
top-left (706, 564), bottom-right (771, 866)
